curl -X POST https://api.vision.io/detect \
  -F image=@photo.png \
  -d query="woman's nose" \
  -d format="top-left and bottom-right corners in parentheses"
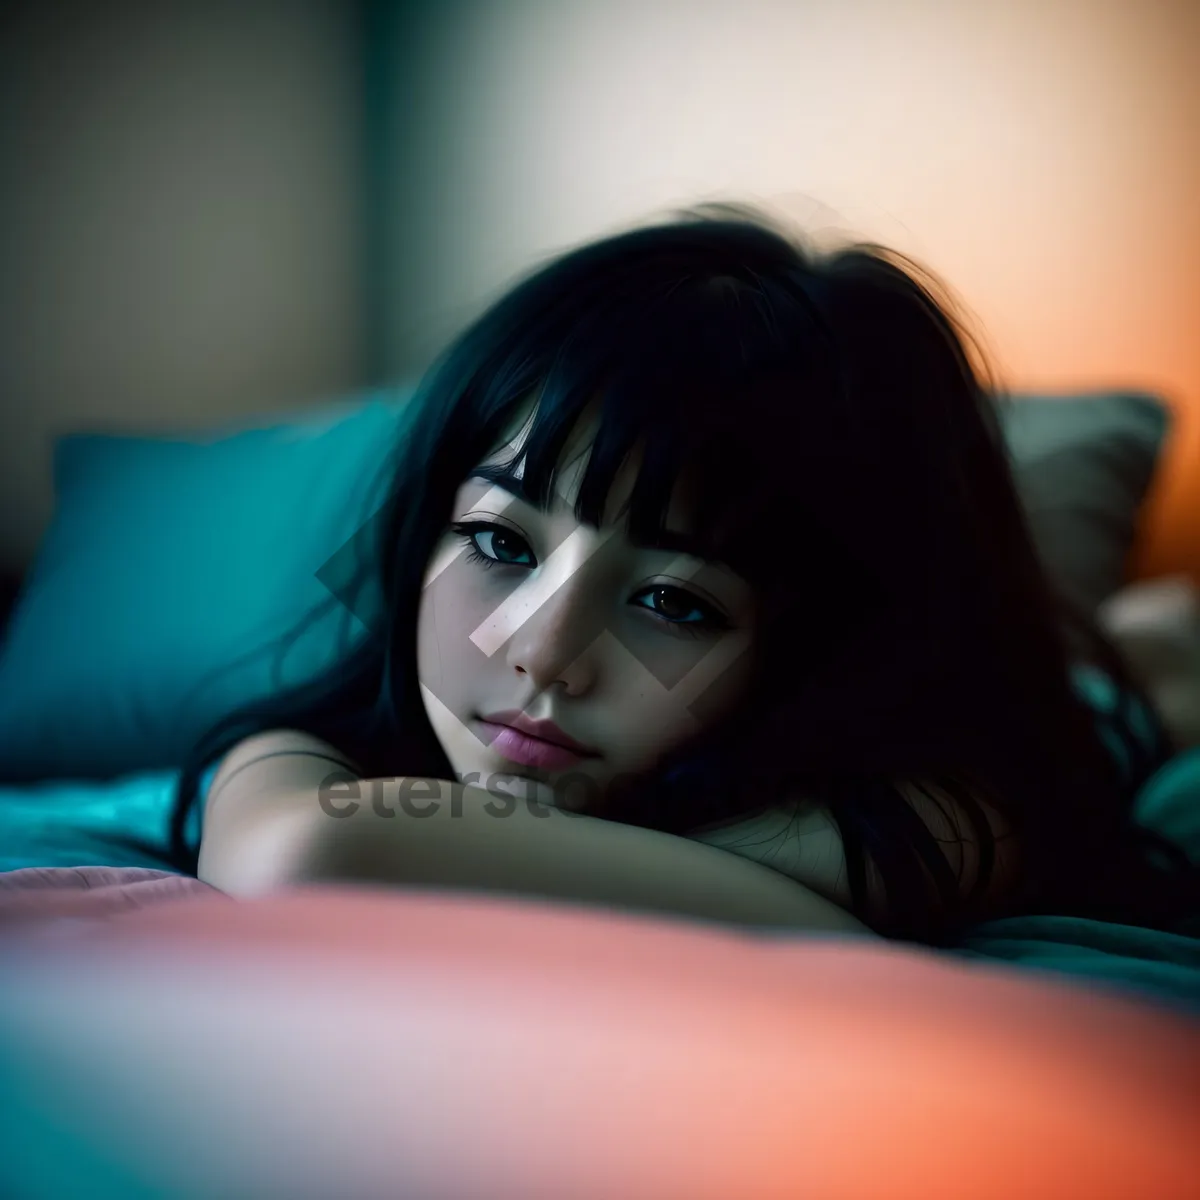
top-left (505, 577), bottom-right (603, 696)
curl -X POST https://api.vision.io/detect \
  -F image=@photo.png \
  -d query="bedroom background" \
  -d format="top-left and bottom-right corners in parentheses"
top-left (1, 0), bottom-right (1198, 587)
top-left (1, 0), bottom-right (1199, 1028)
top-left (3, 10), bottom-right (1200, 1180)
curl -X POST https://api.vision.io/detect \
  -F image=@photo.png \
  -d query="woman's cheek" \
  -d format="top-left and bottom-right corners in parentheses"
top-left (605, 676), bottom-right (707, 770)
top-left (612, 619), bottom-right (718, 692)
top-left (612, 625), bottom-right (753, 742)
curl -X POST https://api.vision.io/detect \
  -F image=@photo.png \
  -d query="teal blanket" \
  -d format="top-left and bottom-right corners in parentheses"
top-left (2, 752), bottom-right (1198, 1013)
top-left (951, 748), bottom-right (1200, 1013)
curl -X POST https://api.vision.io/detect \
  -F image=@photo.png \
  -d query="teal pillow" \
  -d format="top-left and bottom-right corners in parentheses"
top-left (0, 391), bottom-right (413, 781)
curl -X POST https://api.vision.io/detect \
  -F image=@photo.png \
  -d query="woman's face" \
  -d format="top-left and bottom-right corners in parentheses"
top-left (416, 410), bottom-right (757, 810)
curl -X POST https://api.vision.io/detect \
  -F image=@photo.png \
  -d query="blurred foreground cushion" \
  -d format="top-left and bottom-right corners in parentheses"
top-left (0, 888), bottom-right (1194, 1199)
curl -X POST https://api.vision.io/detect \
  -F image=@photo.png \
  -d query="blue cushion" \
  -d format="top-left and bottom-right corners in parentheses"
top-left (0, 391), bottom-right (413, 781)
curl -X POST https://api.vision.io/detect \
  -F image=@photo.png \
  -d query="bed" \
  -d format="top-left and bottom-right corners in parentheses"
top-left (0, 385), bottom-right (1197, 1197)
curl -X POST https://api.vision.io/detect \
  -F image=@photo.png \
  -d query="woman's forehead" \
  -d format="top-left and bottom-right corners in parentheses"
top-left (464, 403), bottom-right (751, 580)
top-left (478, 397), bottom-right (613, 510)
top-left (471, 439), bottom-right (646, 524)
top-left (469, 392), bottom-right (725, 553)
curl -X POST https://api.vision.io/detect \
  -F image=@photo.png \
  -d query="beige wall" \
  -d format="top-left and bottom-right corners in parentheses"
top-left (379, 0), bottom-right (1199, 578)
top-left (0, 0), bottom-right (366, 574)
top-left (4, 0), bottom-right (1198, 577)
top-left (388, 0), bottom-right (1199, 397)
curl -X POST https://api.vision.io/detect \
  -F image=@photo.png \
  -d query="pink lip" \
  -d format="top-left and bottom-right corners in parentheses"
top-left (481, 711), bottom-right (597, 755)
top-left (479, 724), bottom-right (586, 770)
top-left (478, 712), bottom-right (599, 771)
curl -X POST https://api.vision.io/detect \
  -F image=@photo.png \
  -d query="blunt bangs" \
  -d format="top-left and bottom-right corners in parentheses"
top-left (476, 262), bottom-right (844, 583)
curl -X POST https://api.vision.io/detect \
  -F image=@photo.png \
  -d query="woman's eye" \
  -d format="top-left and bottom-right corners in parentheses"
top-left (453, 522), bottom-right (535, 568)
top-left (633, 585), bottom-right (726, 630)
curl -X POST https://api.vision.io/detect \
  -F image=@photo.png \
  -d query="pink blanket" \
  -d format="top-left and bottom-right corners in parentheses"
top-left (1, 885), bottom-right (1195, 1199)
top-left (0, 866), bottom-right (221, 929)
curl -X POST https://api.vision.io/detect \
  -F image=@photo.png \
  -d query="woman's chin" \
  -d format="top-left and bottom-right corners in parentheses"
top-left (450, 751), bottom-right (611, 814)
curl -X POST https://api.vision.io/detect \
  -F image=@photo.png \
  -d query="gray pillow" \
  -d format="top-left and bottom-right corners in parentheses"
top-left (1000, 391), bottom-right (1170, 614)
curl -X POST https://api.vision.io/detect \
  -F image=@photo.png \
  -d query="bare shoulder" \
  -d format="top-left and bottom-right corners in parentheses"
top-left (198, 729), bottom-right (362, 891)
top-left (690, 780), bottom-right (1022, 925)
top-left (204, 729), bottom-right (360, 821)
top-left (689, 802), bottom-right (856, 909)
top-left (893, 779), bottom-right (1022, 907)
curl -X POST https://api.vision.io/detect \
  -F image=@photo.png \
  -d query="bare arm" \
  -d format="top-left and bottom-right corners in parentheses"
top-left (693, 782), bottom-right (1021, 927)
top-left (197, 733), bottom-right (873, 935)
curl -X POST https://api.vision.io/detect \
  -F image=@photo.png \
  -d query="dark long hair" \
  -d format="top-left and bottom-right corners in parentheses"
top-left (166, 202), bottom-right (1197, 942)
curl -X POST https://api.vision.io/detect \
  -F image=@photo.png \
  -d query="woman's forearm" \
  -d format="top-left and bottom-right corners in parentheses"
top-left (210, 776), bottom-right (872, 934)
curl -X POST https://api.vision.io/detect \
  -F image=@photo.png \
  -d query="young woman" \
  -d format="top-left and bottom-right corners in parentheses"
top-left (168, 203), bottom-right (1197, 944)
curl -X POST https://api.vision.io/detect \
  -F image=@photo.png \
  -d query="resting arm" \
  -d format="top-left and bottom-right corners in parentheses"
top-left (692, 782), bottom-right (1021, 929)
top-left (198, 734), bottom-right (873, 935)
